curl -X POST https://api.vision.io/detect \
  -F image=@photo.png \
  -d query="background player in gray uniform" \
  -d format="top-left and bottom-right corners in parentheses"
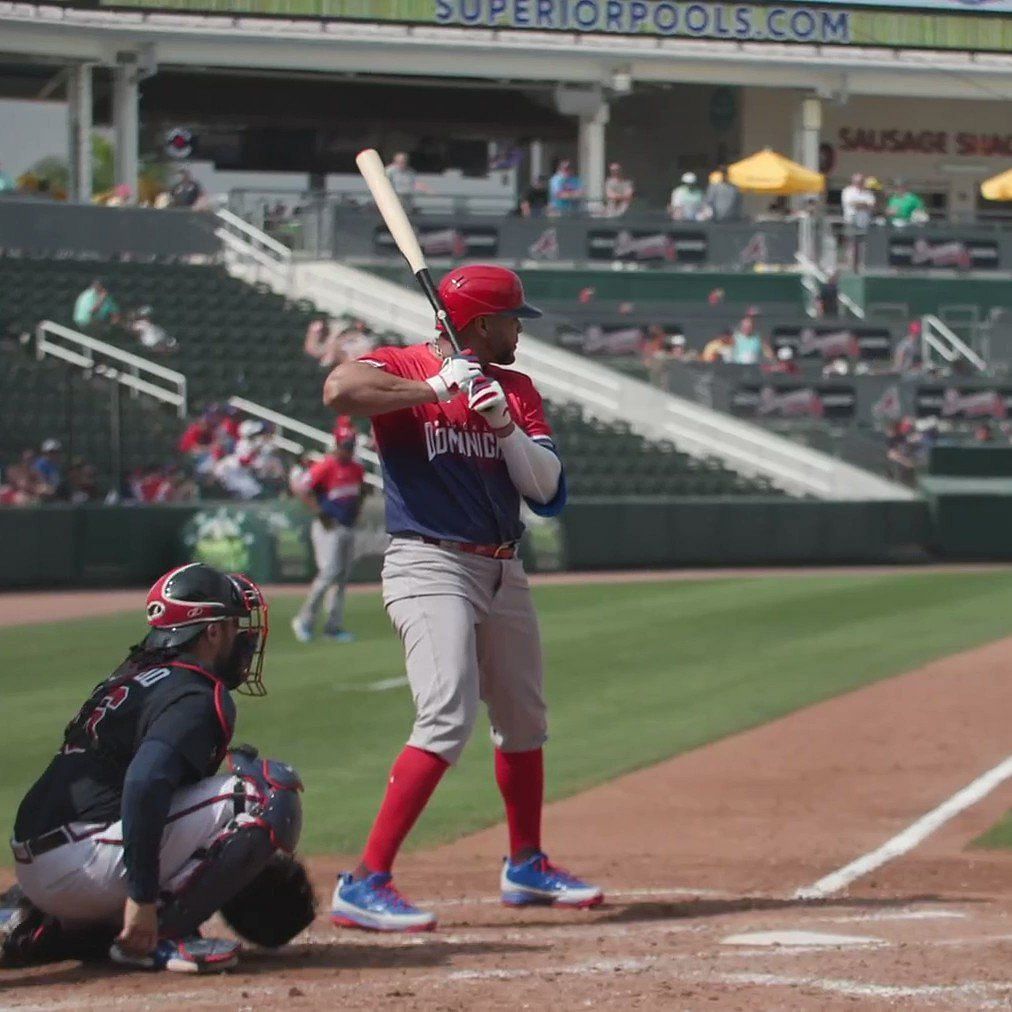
top-left (323, 264), bottom-right (603, 932)
top-left (2, 564), bottom-right (315, 972)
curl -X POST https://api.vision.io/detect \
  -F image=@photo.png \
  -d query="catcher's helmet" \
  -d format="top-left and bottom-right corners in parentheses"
top-left (143, 563), bottom-right (270, 695)
top-left (436, 265), bottom-right (541, 333)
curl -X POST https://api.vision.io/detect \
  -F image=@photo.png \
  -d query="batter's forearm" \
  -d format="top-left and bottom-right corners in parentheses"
top-left (323, 362), bottom-right (437, 417)
top-left (497, 428), bottom-right (562, 504)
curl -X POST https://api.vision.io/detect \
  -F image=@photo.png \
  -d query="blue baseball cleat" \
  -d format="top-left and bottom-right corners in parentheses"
top-left (330, 872), bottom-right (436, 932)
top-left (500, 853), bottom-right (604, 908)
top-left (322, 630), bottom-right (356, 644)
top-left (109, 935), bottom-right (239, 973)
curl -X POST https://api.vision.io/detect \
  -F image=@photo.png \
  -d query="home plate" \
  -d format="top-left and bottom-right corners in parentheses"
top-left (722, 930), bottom-right (882, 948)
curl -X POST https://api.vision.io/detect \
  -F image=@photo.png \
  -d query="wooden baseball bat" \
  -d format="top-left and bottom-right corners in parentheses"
top-left (355, 148), bottom-right (464, 354)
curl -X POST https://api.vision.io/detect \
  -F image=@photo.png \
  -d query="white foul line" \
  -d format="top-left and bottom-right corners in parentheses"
top-left (795, 753), bottom-right (1012, 900)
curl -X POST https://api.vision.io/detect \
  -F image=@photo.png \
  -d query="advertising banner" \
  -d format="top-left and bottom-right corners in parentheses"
top-left (338, 209), bottom-right (800, 269)
top-left (71, 0), bottom-right (1012, 52)
top-left (865, 225), bottom-right (1012, 271)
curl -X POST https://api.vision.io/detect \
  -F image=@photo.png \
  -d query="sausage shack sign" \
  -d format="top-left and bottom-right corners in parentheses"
top-left (85, 0), bottom-right (1012, 52)
top-left (839, 128), bottom-right (1012, 157)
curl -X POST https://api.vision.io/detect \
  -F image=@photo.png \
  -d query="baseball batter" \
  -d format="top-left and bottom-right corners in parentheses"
top-left (2, 564), bottom-right (315, 972)
top-left (323, 264), bottom-right (602, 931)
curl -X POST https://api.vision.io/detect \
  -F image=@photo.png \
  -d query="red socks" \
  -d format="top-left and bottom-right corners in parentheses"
top-left (495, 747), bottom-right (544, 860)
top-left (362, 746), bottom-right (449, 874)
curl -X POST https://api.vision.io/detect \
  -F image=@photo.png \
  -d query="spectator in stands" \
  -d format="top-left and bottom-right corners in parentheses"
top-left (333, 318), bottom-right (376, 362)
top-left (385, 152), bottom-right (430, 207)
top-left (841, 174), bottom-right (875, 272)
top-left (518, 175), bottom-right (549, 218)
top-left (548, 160), bottom-right (584, 215)
top-left (604, 163), bottom-right (635, 217)
top-left (0, 449), bottom-right (44, 505)
top-left (886, 417), bottom-right (918, 484)
top-left (304, 315), bottom-right (334, 364)
top-left (893, 320), bottom-right (923, 375)
top-left (974, 421), bottom-right (995, 443)
top-left (178, 414), bottom-right (213, 454)
top-left (72, 279), bottom-right (120, 332)
top-left (127, 306), bottom-right (177, 354)
top-left (33, 438), bottom-right (65, 500)
top-left (817, 271), bottom-right (840, 318)
top-left (885, 180), bottom-right (928, 227)
top-left (701, 329), bottom-right (734, 363)
top-left (0, 162), bottom-right (15, 194)
top-left (764, 345), bottom-right (801, 376)
top-left (169, 169), bottom-right (204, 209)
top-left (641, 325), bottom-right (671, 389)
top-left (669, 173), bottom-right (704, 221)
top-left (66, 459), bottom-right (100, 504)
top-left (704, 166), bottom-right (743, 223)
top-left (732, 314), bottom-right (773, 365)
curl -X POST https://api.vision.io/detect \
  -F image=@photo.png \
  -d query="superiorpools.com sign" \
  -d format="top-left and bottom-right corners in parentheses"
top-left (434, 0), bottom-right (849, 41)
top-left (88, 0), bottom-right (1012, 52)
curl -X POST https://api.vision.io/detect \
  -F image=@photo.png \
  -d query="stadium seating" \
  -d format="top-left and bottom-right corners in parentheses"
top-left (0, 349), bottom-right (183, 480)
top-left (0, 255), bottom-right (785, 499)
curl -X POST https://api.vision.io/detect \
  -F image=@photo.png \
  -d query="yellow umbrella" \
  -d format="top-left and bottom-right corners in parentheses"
top-left (727, 148), bottom-right (825, 195)
top-left (981, 168), bottom-right (1012, 202)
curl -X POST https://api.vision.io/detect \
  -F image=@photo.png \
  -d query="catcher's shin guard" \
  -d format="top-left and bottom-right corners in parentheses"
top-left (158, 748), bottom-right (304, 939)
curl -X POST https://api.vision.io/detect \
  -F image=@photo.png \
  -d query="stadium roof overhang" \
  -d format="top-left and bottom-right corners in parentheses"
top-left (0, 3), bottom-right (1010, 102)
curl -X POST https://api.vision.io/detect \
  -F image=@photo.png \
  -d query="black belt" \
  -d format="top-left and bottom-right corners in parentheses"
top-left (11, 823), bottom-right (108, 864)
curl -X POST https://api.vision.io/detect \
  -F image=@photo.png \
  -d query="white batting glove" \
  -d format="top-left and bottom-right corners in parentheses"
top-left (425, 354), bottom-right (483, 402)
top-left (468, 377), bottom-right (513, 432)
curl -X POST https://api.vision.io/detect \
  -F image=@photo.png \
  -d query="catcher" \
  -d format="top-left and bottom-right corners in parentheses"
top-left (1, 563), bottom-right (316, 973)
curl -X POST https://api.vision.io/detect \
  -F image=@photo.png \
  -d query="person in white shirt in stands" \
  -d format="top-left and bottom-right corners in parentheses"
top-left (840, 173), bottom-right (875, 272)
top-left (384, 153), bottom-right (431, 210)
top-left (603, 163), bottom-right (634, 217)
top-left (669, 173), bottom-right (704, 221)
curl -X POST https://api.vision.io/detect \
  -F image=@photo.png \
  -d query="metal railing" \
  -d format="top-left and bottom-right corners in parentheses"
top-left (921, 314), bottom-right (987, 374)
top-left (35, 321), bottom-right (187, 417)
top-left (795, 252), bottom-right (865, 320)
top-left (215, 207), bottom-right (294, 296)
top-left (227, 396), bottom-right (383, 490)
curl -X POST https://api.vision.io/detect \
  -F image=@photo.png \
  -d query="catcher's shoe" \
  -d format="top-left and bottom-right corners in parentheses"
top-left (500, 853), bottom-right (604, 908)
top-left (109, 935), bottom-right (240, 973)
top-left (330, 872), bottom-right (436, 932)
top-left (0, 888), bottom-right (61, 967)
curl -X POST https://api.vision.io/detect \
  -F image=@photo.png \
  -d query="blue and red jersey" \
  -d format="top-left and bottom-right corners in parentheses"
top-left (359, 344), bottom-right (565, 545)
top-left (300, 456), bottom-right (365, 527)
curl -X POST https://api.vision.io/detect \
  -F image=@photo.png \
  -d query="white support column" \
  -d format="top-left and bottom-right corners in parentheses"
top-left (529, 139), bottom-right (544, 182)
top-left (792, 92), bottom-right (822, 260)
top-left (113, 57), bottom-right (140, 201)
top-left (66, 63), bottom-right (92, 204)
top-left (796, 94), bottom-right (822, 173)
top-left (578, 102), bottom-right (609, 213)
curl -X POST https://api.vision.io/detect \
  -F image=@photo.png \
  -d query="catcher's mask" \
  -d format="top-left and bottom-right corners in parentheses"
top-left (143, 563), bottom-right (270, 696)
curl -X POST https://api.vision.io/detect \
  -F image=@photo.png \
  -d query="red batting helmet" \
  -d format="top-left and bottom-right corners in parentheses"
top-left (437, 265), bottom-right (541, 333)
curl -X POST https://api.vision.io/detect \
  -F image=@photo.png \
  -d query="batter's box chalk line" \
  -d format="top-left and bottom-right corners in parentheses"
top-left (795, 753), bottom-right (1012, 900)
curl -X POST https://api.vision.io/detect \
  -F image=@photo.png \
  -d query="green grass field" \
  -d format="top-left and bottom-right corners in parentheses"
top-left (5, 570), bottom-right (1012, 857)
top-left (973, 812), bottom-right (1012, 850)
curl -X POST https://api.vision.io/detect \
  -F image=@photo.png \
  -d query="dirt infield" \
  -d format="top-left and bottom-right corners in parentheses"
top-left (3, 562), bottom-right (1011, 627)
top-left (2, 581), bottom-right (1011, 1009)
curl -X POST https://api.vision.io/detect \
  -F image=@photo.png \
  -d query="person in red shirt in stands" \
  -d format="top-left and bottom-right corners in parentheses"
top-left (290, 422), bottom-right (368, 644)
top-left (178, 416), bottom-right (214, 456)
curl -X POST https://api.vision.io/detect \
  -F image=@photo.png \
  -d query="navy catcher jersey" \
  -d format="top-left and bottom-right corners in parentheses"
top-left (14, 656), bottom-right (235, 840)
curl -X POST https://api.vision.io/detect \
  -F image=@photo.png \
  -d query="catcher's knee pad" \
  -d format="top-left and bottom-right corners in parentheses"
top-left (226, 745), bottom-right (304, 852)
top-left (158, 747), bottom-right (304, 938)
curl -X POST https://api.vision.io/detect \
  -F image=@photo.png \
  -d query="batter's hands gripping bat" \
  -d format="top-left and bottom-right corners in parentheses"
top-left (355, 148), bottom-right (465, 354)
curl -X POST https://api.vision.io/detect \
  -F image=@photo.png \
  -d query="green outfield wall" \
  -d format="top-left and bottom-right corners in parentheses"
top-left (0, 496), bottom-right (939, 590)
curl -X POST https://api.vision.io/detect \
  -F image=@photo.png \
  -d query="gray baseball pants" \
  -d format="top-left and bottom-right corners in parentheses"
top-left (382, 537), bottom-right (547, 765)
top-left (297, 519), bottom-right (356, 634)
